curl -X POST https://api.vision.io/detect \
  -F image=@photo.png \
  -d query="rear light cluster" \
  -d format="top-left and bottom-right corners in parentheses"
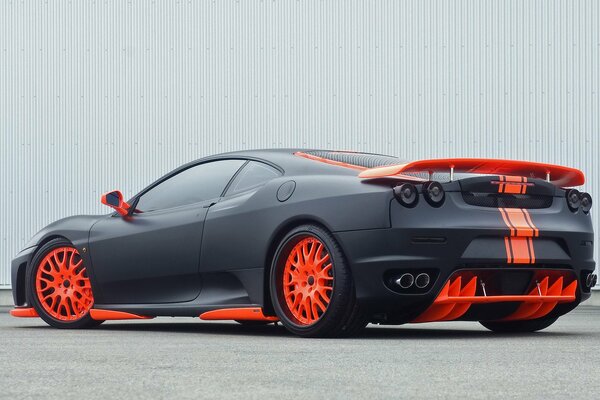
top-left (393, 182), bottom-right (445, 208)
top-left (565, 189), bottom-right (593, 214)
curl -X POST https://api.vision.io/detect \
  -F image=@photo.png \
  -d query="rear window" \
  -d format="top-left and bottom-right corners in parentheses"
top-left (225, 161), bottom-right (281, 196)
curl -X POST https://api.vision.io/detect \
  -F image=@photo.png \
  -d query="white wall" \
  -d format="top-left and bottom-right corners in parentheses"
top-left (1, 0), bottom-right (598, 287)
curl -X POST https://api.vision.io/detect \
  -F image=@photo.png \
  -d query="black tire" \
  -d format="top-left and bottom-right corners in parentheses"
top-left (27, 238), bottom-right (103, 329)
top-left (480, 316), bottom-right (558, 333)
top-left (269, 224), bottom-right (366, 338)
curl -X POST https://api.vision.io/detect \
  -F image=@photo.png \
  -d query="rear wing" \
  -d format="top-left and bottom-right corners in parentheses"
top-left (357, 158), bottom-right (585, 187)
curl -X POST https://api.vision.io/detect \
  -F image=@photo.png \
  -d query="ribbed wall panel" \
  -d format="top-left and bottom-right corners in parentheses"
top-left (1, 1), bottom-right (598, 287)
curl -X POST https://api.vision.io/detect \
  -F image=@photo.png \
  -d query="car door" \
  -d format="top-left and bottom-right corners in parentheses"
top-left (88, 159), bottom-right (246, 304)
top-left (199, 161), bottom-right (284, 275)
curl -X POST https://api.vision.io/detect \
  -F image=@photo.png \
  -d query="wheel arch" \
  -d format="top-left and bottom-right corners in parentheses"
top-left (261, 217), bottom-right (336, 316)
top-left (34, 234), bottom-right (71, 252)
top-left (26, 238), bottom-right (98, 326)
top-left (17, 235), bottom-right (71, 305)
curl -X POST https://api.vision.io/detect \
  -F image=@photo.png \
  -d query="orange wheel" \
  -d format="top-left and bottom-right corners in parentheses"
top-left (270, 225), bottom-right (368, 337)
top-left (34, 246), bottom-right (94, 321)
top-left (282, 237), bottom-right (334, 325)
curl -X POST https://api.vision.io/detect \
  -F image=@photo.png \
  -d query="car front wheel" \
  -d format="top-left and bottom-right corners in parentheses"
top-left (27, 238), bottom-right (103, 329)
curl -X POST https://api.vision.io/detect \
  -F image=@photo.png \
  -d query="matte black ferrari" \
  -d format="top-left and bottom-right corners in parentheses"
top-left (10, 150), bottom-right (596, 337)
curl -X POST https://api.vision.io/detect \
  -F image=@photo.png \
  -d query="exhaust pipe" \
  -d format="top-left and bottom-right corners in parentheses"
top-left (586, 273), bottom-right (598, 288)
top-left (415, 273), bottom-right (431, 289)
top-left (396, 273), bottom-right (414, 289)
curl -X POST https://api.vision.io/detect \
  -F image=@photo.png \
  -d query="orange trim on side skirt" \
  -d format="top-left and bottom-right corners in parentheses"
top-left (199, 307), bottom-right (278, 322)
top-left (10, 307), bottom-right (39, 318)
top-left (89, 309), bottom-right (153, 321)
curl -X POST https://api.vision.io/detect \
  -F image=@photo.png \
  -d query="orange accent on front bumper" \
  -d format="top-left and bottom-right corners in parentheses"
top-left (10, 307), bottom-right (39, 318)
top-left (89, 309), bottom-right (153, 320)
top-left (199, 307), bottom-right (278, 322)
top-left (413, 273), bottom-right (577, 323)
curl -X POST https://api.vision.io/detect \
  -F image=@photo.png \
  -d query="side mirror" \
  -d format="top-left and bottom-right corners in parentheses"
top-left (101, 190), bottom-right (131, 216)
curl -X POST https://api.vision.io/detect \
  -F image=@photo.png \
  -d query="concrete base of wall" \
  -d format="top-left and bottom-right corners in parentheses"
top-left (1, 288), bottom-right (599, 307)
top-left (0, 289), bottom-right (13, 307)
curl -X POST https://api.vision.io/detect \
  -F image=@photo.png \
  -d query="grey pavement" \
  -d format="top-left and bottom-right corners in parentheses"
top-left (0, 307), bottom-right (598, 399)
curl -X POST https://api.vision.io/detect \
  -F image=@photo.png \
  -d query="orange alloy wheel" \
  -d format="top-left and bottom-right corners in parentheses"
top-left (35, 247), bottom-right (94, 321)
top-left (283, 237), bottom-right (334, 325)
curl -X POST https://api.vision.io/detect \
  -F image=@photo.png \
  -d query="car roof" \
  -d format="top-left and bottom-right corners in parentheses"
top-left (205, 149), bottom-right (405, 176)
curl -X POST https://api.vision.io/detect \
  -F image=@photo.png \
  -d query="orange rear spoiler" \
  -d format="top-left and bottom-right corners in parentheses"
top-left (358, 158), bottom-right (585, 187)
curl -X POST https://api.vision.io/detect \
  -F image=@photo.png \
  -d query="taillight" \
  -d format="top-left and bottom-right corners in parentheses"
top-left (423, 181), bottom-right (445, 207)
top-left (565, 189), bottom-right (592, 214)
top-left (565, 189), bottom-right (581, 212)
top-left (393, 183), bottom-right (418, 208)
top-left (581, 192), bottom-right (593, 214)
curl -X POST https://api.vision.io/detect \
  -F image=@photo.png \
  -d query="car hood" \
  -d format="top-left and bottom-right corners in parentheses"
top-left (23, 214), bottom-right (108, 250)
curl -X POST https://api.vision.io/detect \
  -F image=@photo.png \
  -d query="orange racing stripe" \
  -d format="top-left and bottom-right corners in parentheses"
top-left (495, 176), bottom-right (532, 194)
top-left (499, 207), bottom-right (539, 264)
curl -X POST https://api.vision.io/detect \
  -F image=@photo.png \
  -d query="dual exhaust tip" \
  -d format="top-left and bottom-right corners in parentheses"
top-left (396, 273), bottom-right (431, 289)
top-left (585, 273), bottom-right (598, 289)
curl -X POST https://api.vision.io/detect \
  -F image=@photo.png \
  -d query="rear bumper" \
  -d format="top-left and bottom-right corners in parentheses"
top-left (334, 197), bottom-right (595, 322)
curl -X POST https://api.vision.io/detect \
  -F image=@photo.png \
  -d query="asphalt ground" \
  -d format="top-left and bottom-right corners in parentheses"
top-left (0, 307), bottom-right (599, 399)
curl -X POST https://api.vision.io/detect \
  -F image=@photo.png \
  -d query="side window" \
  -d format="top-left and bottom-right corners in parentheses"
top-left (225, 161), bottom-right (281, 196)
top-left (135, 159), bottom-right (245, 212)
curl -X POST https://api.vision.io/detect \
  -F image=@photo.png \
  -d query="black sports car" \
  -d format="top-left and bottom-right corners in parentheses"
top-left (10, 149), bottom-right (596, 337)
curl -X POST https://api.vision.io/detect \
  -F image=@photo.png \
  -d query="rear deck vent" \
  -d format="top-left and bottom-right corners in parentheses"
top-left (462, 193), bottom-right (553, 209)
top-left (301, 150), bottom-right (404, 168)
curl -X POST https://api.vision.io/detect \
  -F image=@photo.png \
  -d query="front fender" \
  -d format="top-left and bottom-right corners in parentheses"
top-left (23, 215), bottom-right (106, 249)
top-left (12, 214), bottom-right (106, 306)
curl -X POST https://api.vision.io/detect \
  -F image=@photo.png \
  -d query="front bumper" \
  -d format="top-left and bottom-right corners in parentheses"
top-left (10, 246), bottom-right (36, 307)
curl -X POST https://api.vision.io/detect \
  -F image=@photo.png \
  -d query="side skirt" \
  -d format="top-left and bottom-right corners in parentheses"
top-left (91, 303), bottom-right (276, 320)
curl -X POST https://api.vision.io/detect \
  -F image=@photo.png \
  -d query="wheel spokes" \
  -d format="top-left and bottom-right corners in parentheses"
top-left (282, 237), bottom-right (334, 325)
top-left (35, 246), bottom-right (94, 321)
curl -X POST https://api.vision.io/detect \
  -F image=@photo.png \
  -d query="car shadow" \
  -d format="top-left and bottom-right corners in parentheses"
top-left (16, 320), bottom-right (579, 339)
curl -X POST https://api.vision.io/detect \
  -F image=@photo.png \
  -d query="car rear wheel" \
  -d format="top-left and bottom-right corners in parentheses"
top-left (480, 316), bottom-right (558, 333)
top-left (270, 224), bottom-right (367, 337)
top-left (27, 238), bottom-right (103, 329)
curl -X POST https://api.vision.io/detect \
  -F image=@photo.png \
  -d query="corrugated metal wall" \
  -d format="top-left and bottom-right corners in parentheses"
top-left (1, 0), bottom-right (598, 287)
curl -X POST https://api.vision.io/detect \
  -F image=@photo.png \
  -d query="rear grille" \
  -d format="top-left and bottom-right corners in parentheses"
top-left (462, 192), bottom-right (553, 209)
